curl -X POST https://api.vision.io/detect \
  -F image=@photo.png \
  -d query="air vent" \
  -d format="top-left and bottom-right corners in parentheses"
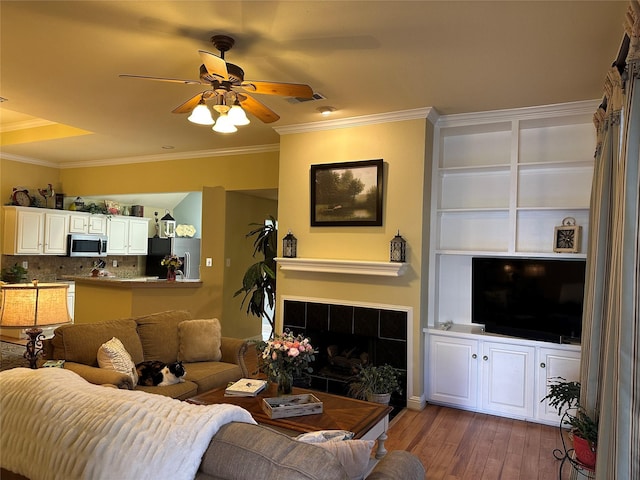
top-left (287, 92), bottom-right (326, 104)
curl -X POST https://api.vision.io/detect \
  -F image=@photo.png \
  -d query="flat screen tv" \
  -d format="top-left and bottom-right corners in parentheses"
top-left (472, 257), bottom-right (586, 344)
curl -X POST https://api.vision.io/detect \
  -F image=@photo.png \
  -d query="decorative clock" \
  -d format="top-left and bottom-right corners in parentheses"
top-left (554, 217), bottom-right (581, 253)
top-left (11, 188), bottom-right (32, 207)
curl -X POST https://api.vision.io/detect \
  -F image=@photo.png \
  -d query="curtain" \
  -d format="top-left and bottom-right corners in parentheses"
top-left (580, 2), bottom-right (640, 478)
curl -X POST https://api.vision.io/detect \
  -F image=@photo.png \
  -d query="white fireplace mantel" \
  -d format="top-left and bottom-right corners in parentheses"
top-left (274, 257), bottom-right (407, 277)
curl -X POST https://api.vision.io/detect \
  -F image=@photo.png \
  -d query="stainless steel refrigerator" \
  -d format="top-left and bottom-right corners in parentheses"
top-left (145, 237), bottom-right (201, 279)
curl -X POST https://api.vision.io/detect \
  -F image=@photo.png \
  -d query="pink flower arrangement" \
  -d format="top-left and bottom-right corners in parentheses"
top-left (257, 330), bottom-right (316, 382)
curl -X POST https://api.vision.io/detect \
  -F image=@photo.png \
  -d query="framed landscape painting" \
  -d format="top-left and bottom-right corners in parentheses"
top-left (310, 159), bottom-right (383, 226)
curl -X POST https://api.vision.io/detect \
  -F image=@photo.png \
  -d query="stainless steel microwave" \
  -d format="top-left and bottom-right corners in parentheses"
top-left (67, 234), bottom-right (108, 257)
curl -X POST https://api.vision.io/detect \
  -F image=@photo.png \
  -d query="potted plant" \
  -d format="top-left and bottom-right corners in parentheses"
top-left (349, 364), bottom-right (402, 405)
top-left (541, 377), bottom-right (598, 469)
top-left (1, 263), bottom-right (28, 283)
top-left (234, 216), bottom-right (277, 339)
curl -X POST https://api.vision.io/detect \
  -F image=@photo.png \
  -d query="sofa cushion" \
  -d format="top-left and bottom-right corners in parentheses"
top-left (135, 380), bottom-right (198, 400)
top-left (51, 319), bottom-right (144, 366)
top-left (200, 422), bottom-right (349, 479)
top-left (313, 440), bottom-right (375, 480)
top-left (178, 319), bottom-right (222, 362)
top-left (183, 361), bottom-right (243, 393)
top-left (135, 310), bottom-right (192, 363)
top-left (97, 337), bottom-right (138, 385)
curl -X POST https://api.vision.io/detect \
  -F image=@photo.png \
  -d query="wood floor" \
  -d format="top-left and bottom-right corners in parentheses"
top-left (386, 405), bottom-right (571, 480)
top-left (243, 343), bottom-right (571, 480)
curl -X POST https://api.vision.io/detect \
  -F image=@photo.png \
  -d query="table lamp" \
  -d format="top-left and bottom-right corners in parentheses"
top-left (0, 281), bottom-right (71, 368)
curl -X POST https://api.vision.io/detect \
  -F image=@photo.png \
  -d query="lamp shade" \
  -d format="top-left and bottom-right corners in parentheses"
top-left (212, 112), bottom-right (238, 133)
top-left (0, 282), bottom-right (71, 328)
top-left (188, 103), bottom-right (215, 125)
top-left (228, 104), bottom-right (250, 126)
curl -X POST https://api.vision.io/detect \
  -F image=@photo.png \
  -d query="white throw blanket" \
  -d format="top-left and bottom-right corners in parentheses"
top-left (0, 368), bottom-right (256, 480)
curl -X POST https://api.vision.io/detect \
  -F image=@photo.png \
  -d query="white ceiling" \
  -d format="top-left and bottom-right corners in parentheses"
top-left (0, 1), bottom-right (628, 168)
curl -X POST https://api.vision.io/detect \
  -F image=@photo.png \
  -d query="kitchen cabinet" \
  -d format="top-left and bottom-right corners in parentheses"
top-left (426, 327), bottom-right (581, 426)
top-left (2, 206), bottom-right (69, 255)
top-left (107, 216), bottom-right (149, 255)
top-left (69, 212), bottom-right (107, 235)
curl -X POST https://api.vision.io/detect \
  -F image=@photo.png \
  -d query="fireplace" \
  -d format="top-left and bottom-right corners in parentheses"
top-left (282, 298), bottom-right (408, 412)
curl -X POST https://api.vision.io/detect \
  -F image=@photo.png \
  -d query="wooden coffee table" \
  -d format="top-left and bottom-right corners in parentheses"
top-left (188, 384), bottom-right (393, 459)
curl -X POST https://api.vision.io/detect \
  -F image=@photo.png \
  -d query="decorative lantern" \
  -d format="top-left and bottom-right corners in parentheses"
top-left (282, 230), bottom-right (297, 258)
top-left (159, 210), bottom-right (176, 238)
top-left (553, 217), bottom-right (581, 253)
top-left (390, 231), bottom-right (406, 262)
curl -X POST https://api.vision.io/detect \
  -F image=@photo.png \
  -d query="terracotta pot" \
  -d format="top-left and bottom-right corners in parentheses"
top-left (573, 434), bottom-right (596, 470)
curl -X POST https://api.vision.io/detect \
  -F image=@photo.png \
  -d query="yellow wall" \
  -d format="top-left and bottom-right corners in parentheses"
top-left (222, 191), bottom-right (278, 339)
top-left (276, 118), bottom-right (433, 406)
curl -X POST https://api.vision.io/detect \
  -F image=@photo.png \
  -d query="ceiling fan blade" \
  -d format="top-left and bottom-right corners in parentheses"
top-left (238, 94), bottom-right (280, 123)
top-left (119, 74), bottom-right (202, 85)
top-left (198, 50), bottom-right (228, 81)
top-left (240, 81), bottom-right (313, 98)
top-left (172, 92), bottom-right (211, 114)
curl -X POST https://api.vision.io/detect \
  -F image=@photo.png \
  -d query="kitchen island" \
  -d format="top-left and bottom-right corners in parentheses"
top-left (64, 276), bottom-right (203, 324)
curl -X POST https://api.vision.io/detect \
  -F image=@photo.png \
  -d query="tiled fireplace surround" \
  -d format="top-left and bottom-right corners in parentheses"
top-left (282, 298), bottom-right (409, 411)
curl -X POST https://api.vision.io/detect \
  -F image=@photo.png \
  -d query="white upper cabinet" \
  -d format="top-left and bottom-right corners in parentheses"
top-left (69, 212), bottom-right (107, 235)
top-left (2, 206), bottom-right (69, 255)
top-left (107, 216), bottom-right (149, 255)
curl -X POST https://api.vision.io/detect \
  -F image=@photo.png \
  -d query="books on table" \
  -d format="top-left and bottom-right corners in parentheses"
top-left (225, 378), bottom-right (267, 397)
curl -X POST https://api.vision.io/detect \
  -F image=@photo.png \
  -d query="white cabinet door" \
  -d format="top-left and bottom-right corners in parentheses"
top-left (536, 348), bottom-right (581, 423)
top-left (428, 334), bottom-right (479, 409)
top-left (15, 209), bottom-right (44, 254)
top-left (106, 216), bottom-right (129, 254)
top-left (127, 218), bottom-right (149, 254)
top-left (87, 215), bottom-right (107, 235)
top-left (43, 212), bottom-right (69, 254)
top-left (481, 341), bottom-right (535, 418)
top-left (107, 216), bottom-right (149, 254)
top-left (69, 213), bottom-right (89, 233)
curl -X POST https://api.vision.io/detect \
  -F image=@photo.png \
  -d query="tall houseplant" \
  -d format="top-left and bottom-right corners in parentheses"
top-left (234, 216), bottom-right (277, 339)
top-left (541, 377), bottom-right (598, 469)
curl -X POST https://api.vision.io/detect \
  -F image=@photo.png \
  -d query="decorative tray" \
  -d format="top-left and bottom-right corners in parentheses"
top-left (261, 393), bottom-right (323, 419)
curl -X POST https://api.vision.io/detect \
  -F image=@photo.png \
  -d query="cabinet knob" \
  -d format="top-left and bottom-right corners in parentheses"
top-left (540, 362), bottom-right (546, 368)
top-left (472, 354), bottom-right (477, 359)
top-left (483, 355), bottom-right (488, 361)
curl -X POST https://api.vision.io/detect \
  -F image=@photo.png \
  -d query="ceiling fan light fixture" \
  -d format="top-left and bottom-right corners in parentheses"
top-left (317, 106), bottom-right (337, 116)
top-left (188, 103), bottom-right (215, 125)
top-left (212, 112), bottom-right (237, 133)
top-left (228, 104), bottom-right (250, 126)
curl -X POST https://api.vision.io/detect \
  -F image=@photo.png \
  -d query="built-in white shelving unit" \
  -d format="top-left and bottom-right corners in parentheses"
top-left (428, 100), bottom-right (598, 327)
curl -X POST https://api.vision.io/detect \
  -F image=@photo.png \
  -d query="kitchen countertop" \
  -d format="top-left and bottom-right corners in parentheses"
top-left (61, 276), bottom-right (202, 288)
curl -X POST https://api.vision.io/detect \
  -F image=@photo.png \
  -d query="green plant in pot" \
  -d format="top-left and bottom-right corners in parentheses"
top-left (541, 377), bottom-right (598, 469)
top-left (349, 364), bottom-right (402, 405)
top-left (234, 216), bottom-right (277, 339)
top-left (1, 264), bottom-right (28, 283)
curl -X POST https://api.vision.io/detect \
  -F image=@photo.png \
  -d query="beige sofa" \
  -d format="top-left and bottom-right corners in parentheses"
top-left (42, 310), bottom-right (248, 399)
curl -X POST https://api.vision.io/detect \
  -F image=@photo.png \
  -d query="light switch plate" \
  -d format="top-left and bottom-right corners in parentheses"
top-left (206, 258), bottom-right (212, 267)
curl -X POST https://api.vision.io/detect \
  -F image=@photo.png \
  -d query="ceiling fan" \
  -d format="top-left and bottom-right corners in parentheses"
top-left (120, 34), bottom-right (314, 127)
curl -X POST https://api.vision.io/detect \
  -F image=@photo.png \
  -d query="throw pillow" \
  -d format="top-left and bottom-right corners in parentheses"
top-left (312, 440), bottom-right (375, 480)
top-left (178, 318), bottom-right (222, 362)
top-left (97, 337), bottom-right (138, 386)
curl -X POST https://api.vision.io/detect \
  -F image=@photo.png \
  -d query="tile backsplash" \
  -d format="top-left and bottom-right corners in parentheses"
top-left (1, 255), bottom-right (146, 281)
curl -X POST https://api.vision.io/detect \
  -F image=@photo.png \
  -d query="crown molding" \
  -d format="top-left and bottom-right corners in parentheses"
top-left (435, 99), bottom-right (600, 128)
top-left (1, 144), bottom-right (280, 169)
top-left (274, 107), bottom-right (437, 135)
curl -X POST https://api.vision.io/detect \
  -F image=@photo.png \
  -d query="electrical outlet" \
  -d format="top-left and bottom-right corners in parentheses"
top-left (22, 261), bottom-right (28, 270)
top-left (112, 260), bottom-right (118, 267)
top-left (226, 258), bottom-right (231, 267)
top-left (206, 258), bottom-right (212, 267)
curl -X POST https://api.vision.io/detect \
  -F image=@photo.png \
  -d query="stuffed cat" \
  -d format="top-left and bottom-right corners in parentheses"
top-left (136, 360), bottom-right (186, 386)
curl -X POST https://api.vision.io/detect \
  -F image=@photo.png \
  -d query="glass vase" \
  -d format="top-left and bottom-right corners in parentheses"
top-left (166, 268), bottom-right (176, 282)
top-left (277, 371), bottom-right (293, 395)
